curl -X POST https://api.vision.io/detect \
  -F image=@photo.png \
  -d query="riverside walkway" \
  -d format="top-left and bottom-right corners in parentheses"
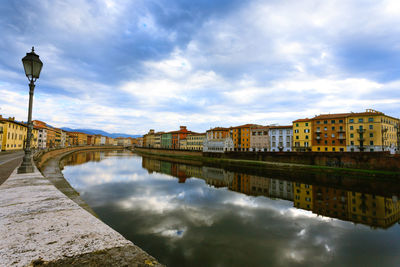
top-left (0, 149), bottom-right (163, 266)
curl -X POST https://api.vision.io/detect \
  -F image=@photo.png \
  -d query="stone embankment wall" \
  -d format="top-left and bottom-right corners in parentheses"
top-left (35, 145), bottom-right (124, 169)
top-left (135, 147), bottom-right (400, 172)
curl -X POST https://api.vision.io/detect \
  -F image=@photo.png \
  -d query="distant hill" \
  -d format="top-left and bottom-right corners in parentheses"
top-left (61, 127), bottom-right (142, 138)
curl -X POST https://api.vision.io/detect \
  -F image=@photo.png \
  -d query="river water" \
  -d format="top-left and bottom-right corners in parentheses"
top-left (61, 150), bottom-right (400, 267)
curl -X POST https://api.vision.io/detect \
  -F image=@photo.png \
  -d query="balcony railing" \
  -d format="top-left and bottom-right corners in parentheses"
top-left (358, 138), bottom-right (365, 141)
top-left (357, 129), bottom-right (366, 133)
top-left (315, 136), bottom-right (321, 140)
top-left (337, 136), bottom-right (346, 140)
top-left (337, 129), bottom-right (345, 133)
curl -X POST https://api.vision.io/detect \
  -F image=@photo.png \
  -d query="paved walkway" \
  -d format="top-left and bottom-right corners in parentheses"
top-left (0, 161), bottom-right (163, 266)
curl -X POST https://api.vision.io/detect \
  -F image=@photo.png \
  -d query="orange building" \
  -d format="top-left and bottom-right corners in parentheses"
top-left (171, 126), bottom-right (195, 149)
top-left (231, 124), bottom-right (260, 151)
top-left (311, 113), bottom-right (348, 152)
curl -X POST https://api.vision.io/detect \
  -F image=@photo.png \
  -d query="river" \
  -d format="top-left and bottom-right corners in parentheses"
top-left (61, 150), bottom-right (400, 267)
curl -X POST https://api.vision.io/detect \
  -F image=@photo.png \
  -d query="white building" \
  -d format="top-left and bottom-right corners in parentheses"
top-left (269, 126), bottom-right (293, 152)
top-left (60, 130), bottom-right (66, 148)
top-left (37, 127), bottom-right (47, 149)
top-left (269, 179), bottom-right (294, 201)
top-left (203, 127), bottom-right (234, 153)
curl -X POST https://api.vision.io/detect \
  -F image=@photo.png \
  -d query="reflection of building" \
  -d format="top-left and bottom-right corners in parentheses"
top-left (230, 173), bottom-right (251, 194)
top-left (269, 179), bottom-right (294, 201)
top-left (202, 166), bottom-right (231, 188)
top-left (142, 157), bottom-right (161, 173)
top-left (312, 186), bottom-right (349, 220)
top-left (294, 183), bottom-right (313, 210)
top-left (185, 165), bottom-right (203, 179)
top-left (347, 192), bottom-right (400, 228)
top-left (248, 175), bottom-right (270, 196)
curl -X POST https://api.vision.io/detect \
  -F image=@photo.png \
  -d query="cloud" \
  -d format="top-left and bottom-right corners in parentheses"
top-left (0, 0), bottom-right (399, 134)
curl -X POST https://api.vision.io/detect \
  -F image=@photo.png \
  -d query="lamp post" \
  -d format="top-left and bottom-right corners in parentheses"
top-left (17, 47), bottom-right (43, 173)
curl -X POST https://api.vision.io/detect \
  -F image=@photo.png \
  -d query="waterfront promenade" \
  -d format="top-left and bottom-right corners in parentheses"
top-left (0, 148), bottom-right (163, 266)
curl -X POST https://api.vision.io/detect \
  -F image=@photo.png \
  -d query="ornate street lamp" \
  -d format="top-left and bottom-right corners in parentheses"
top-left (18, 47), bottom-right (43, 173)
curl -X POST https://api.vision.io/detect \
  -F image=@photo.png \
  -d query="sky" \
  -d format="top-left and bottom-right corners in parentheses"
top-left (1, 0), bottom-right (400, 135)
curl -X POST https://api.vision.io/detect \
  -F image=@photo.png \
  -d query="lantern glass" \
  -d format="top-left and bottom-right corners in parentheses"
top-left (22, 47), bottom-right (43, 80)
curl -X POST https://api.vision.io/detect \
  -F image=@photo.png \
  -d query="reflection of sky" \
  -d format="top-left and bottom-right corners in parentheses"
top-left (62, 152), bottom-right (400, 267)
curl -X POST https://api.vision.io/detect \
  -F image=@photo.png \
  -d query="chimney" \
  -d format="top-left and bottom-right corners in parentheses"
top-left (180, 126), bottom-right (187, 130)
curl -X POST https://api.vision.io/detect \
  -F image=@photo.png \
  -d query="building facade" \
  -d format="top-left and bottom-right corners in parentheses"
top-left (292, 119), bottom-right (312, 152)
top-left (231, 124), bottom-right (259, 151)
top-left (203, 127), bottom-right (234, 153)
top-left (346, 109), bottom-right (399, 153)
top-left (311, 114), bottom-right (347, 152)
top-left (249, 126), bottom-right (269, 152)
top-left (269, 126), bottom-right (292, 152)
top-left (187, 133), bottom-right (205, 151)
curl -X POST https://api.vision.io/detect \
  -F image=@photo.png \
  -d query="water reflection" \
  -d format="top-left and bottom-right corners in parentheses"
top-left (62, 151), bottom-right (400, 267)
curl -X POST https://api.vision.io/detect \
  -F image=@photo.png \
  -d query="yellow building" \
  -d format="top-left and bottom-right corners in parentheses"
top-left (143, 129), bottom-right (156, 148)
top-left (294, 183), bottom-right (313, 211)
top-left (348, 192), bottom-right (400, 228)
top-left (292, 118), bottom-right (313, 152)
top-left (187, 133), bottom-right (205, 151)
top-left (231, 124), bottom-right (259, 151)
top-left (154, 132), bottom-right (164, 148)
top-left (346, 109), bottom-right (399, 153)
top-left (0, 116), bottom-right (38, 151)
top-left (179, 138), bottom-right (187, 150)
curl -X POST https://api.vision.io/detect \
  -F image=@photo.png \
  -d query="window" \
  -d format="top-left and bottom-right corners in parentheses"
top-left (317, 121), bottom-right (321, 124)
top-left (369, 125), bottom-right (373, 130)
top-left (350, 133), bottom-right (354, 138)
top-left (332, 140), bottom-right (335, 144)
top-left (296, 123), bottom-right (299, 127)
top-left (324, 134), bottom-right (328, 138)
top-left (332, 147), bottom-right (336, 151)
top-left (317, 147), bottom-right (321, 151)
top-left (332, 127), bottom-right (335, 130)
top-left (331, 134), bottom-right (335, 138)
top-left (359, 118), bottom-right (363, 123)
top-left (350, 126), bottom-right (353, 130)
top-left (296, 136), bottom-right (299, 139)
top-left (324, 127), bottom-right (327, 131)
top-left (370, 133), bottom-right (373, 137)
top-left (339, 119), bottom-right (343, 123)
top-left (305, 135), bottom-right (309, 139)
top-left (351, 141), bottom-right (354, 145)
top-left (325, 147), bottom-right (328, 151)
top-left (324, 120), bottom-right (328, 124)
top-left (324, 140), bottom-right (328, 144)
top-left (305, 123), bottom-right (309, 126)
top-left (349, 119), bottom-right (354, 123)
top-left (331, 120), bottom-right (335, 124)
top-left (370, 141), bottom-right (374, 145)
top-left (368, 118), bottom-right (373, 122)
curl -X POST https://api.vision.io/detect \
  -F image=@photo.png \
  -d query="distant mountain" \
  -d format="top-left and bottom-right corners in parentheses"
top-left (61, 127), bottom-right (142, 138)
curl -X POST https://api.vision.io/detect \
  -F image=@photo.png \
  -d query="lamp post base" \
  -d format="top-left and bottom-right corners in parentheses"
top-left (17, 153), bottom-right (35, 173)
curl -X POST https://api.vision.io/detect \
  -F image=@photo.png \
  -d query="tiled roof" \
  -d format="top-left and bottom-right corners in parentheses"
top-left (231, 124), bottom-right (261, 129)
top-left (312, 113), bottom-right (351, 120)
top-left (207, 127), bottom-right (230, 132)
top-left (268, 125), bottom-right (292, 129)
top-left (292, 118), bottom-right (311, 123)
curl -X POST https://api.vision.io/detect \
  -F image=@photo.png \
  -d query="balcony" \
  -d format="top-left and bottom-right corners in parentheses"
top-left (337, 129), bottom-right (345, 133)
top-left (358, 137), bottom-right (365, 141)
top-left (315, 130), bottom-right (321, 134)
top-left (315, 136), bottom-right (321, 140)
top-left (357, 129), bottom-right (366, 133)
top-left (337, 136), bottom-right (346, 140)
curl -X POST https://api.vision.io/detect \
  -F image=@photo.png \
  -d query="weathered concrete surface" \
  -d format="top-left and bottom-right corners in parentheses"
top-left (0, 166), bottom-right (164, 266)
